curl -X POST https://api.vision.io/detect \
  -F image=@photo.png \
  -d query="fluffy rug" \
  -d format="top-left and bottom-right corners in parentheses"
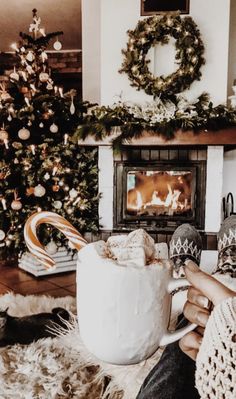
top-left (0, 293), bottom-right (162, 399)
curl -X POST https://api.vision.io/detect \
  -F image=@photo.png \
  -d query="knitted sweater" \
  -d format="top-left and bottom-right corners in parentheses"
top-left (195, 296), bottom-right (236, 399)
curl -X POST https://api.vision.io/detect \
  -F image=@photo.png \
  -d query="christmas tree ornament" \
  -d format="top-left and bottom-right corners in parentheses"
top-left (28, 120), bottom-right (32, 126)
top-left (46, 82), bottom-right (53, 90)
top-left (45, 240), bottom-right (58, 255)
top-left (64, 133), bottom-right (69, 145)
top-left (66, 207), bottom-right (73, 215)
top-left (41, 51), bottom-right (48, 63)
top-left (53, 39), bottom-right (62, 51)
top-left (39, 72), bottom-right (49, 82)
top-left (18, 127), bottom-right (30, 140)
top-left (64, 185), bottom-right (70, 191)
top-left (0, 197), bottom-right (7, 210)
top-left (26, 51), bottom-right (35, 62)
top-left (7, 114), bottom-right (12, 122)
top-left (70, 97), bottom-right (75, 115)
top-left (34, 184), bottom-right (46, 197)
top-left (50, 123), bottom-right (58, 133)
top-left (58, 180), bottom-right (64, 187)
top-left (0, 230), bottom-right (5, 241)
top-left (0, 129), bottom-right (8, 141)
top-left (39, 122), bottom-right (44, 128)
top-left (20, 86), bottom-right (29, 94)
top-left (69, 188), bottom-right (78, 199)
top-left (26, 187), bottom-right (35, 196)
top-left (10, 67), bottom-right (19, 81)
top-left (11, 199), bottom-right (22, 211)
top-left (52, 184), bottom-right (60, 192)
top-left (44, 172), bottom-right (50, 180)
top-left (53, 200), bottom-right (62, 209)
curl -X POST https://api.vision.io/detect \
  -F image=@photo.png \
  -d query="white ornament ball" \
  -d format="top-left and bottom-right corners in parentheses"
top-left (69, 188), bottom-right (78, 199)
top-left (53, 200), bottom-right (62, 210)
top-left (50, 123), bottom-right (58, 133)
top-left (39, 122), bottom-right (44, 128)
top-left (10, 71), bottom-right (19, 81)
top-left (34, 184), bottom-right (46, 197)
top-left (11, 200), bottom-right (22, 210)
top-left (26, 51), bottom-right (35, 62)
top-left (39, 72), bottom-right (49, 82)
top-left (45, 241), bottom-right (58, 255)
top-left (18, 127), bottom-right (30, 140)
top-left (0, 230), bottom-right (5, 241)
top-left (44, 172), bottom-right (50, 180)
top-left (0, 130), bottom-right (8, 141)
top-left (53, 40), bottom-right (62, 51)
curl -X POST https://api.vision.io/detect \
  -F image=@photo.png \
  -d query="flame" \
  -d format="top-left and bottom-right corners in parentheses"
top-left (127, 172), bottom-right (191, 215)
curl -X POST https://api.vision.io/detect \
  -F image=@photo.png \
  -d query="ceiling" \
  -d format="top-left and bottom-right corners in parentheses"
top-left (0, 0), bottom-right (81, 52)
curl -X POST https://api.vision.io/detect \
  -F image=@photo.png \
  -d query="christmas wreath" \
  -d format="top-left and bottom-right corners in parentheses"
top-left (119, 13), bottom-right (205, 99)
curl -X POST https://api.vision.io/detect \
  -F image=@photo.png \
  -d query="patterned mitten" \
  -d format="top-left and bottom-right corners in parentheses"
top-left (169, 224), bottom-right (202, 278)
top-left (215, 215), bottom-right (236, 277)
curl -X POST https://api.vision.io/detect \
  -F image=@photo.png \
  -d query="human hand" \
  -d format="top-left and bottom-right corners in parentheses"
top-left (179, 260), bottom-right (236, 360)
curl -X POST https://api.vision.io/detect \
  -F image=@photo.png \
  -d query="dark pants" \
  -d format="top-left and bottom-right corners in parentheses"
top-left (136, 318), bottom-right (200, 399)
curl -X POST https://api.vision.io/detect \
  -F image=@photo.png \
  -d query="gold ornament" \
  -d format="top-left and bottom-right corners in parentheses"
top-left (52, 184), bottom-right (60, 192)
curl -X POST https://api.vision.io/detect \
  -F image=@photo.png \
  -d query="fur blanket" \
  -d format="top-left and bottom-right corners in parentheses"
top-left (0, 293), bottom-right (162, 399)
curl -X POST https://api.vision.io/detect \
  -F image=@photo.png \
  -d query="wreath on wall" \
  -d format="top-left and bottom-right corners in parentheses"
top-left (119, 13), bottom-right (205, 99)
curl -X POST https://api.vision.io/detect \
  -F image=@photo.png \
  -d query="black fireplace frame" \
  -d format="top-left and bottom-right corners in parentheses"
top-left (114, 159), bottom-right (206, 232)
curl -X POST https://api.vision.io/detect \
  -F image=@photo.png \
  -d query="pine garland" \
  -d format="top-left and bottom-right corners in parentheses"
top-left (75, 93), bottom-right (236, 151)
top-left (119, 13), bottom-right (205, 99)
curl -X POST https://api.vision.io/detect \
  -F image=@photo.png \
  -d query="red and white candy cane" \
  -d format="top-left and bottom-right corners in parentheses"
top-left (24, 211), bottom-right (87, 269)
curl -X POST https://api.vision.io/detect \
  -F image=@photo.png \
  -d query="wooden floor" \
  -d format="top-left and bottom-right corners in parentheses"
top-left (0, 263), bottom-right (76, 297)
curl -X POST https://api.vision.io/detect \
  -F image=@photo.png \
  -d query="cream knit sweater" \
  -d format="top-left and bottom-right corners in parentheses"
top-left (195, 296), bottom-right (236, 399)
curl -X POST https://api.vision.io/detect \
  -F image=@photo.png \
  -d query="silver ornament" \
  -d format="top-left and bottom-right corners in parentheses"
top-left (50, 123), bottom-right (58, 133)
top-left (18, 127), bottom-right (30, 140)
top-left (0, 230), bottom-right (5, 241)
top-left (34, 184), bottom-right (46, 197)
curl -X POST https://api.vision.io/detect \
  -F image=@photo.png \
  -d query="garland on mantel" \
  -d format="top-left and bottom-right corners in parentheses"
top-left (74, 93), bottom-right (236, 151)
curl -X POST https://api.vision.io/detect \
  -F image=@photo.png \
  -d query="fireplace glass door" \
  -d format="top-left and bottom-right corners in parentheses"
top-left (126, 169), bottom-right (195, 218)
top-left (114, 161), bottom-right (206, 231)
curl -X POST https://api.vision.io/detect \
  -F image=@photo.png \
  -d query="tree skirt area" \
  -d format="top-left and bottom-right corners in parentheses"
top-left (0, 293), bottom-right (162, 399)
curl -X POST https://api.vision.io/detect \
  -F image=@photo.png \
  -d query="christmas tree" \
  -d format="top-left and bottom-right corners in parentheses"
top-left (0, 9), bottom-right (99, 258)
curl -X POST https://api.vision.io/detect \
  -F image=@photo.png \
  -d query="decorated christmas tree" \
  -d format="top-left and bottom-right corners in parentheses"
top-left (0, 9), bottom-right (99, 258)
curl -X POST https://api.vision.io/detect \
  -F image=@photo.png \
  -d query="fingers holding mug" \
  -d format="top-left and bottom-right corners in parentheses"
top-left (179, 330), bottom-right (203, 361)
top-left (183, 301), bottom-right (210, 328)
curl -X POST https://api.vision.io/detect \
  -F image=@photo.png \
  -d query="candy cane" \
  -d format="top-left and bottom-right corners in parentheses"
top-left (24, 211), bottom-right (87, 269)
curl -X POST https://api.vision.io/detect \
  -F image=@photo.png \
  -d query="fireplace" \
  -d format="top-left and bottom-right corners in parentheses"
top-left (114, 158), bottom-right (206, 231)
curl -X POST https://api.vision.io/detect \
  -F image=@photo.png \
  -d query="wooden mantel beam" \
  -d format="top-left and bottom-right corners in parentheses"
top-left (77, 127), bottom-right (236, 147)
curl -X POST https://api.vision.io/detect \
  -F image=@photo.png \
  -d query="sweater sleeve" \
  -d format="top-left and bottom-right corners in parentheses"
top-left (195, 296), bottom-right (236, 399)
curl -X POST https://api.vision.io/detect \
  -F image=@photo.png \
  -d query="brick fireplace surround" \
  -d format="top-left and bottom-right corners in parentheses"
top-left (81, 128), bottom-right (236, 251)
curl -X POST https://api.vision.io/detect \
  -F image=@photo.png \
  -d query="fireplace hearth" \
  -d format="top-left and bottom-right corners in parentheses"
top-left (114, 153), bottom-right (206, 231)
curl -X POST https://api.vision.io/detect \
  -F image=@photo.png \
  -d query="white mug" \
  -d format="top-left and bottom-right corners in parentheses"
top-left (77, 247), bottom-right (195, 365)
top-left (24, 211), bottom-right (196, 365)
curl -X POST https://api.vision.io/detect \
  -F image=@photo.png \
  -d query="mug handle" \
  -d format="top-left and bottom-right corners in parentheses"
top-left (159, 278), bottom-right (197, 347)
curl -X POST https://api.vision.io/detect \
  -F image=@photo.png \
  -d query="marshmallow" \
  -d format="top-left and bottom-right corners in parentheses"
top-left (117, 247), bottom-right (146, 268)
top-left (125, 229), bottom-right (155, 261)
top-left (78, 241), bottom-right (106, 265)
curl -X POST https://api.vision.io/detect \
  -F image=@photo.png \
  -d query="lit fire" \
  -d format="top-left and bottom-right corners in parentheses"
top-left (127, 171), bottom-right (192, 216)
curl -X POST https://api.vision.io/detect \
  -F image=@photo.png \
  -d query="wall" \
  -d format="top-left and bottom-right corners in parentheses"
top-left (0, 0), bottom-right (81, 51)
top-left (82, 0), bottom-right (101, 103)
top-left (99, 0), bottom-right (230, 105)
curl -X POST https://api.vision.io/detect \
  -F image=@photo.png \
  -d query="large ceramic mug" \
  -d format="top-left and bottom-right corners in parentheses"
top-left (24, 211), bottom-right (196, 365)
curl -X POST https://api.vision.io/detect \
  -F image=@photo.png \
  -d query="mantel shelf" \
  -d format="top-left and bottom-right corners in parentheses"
top-left (77, 127), bottom-right (236, 147)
